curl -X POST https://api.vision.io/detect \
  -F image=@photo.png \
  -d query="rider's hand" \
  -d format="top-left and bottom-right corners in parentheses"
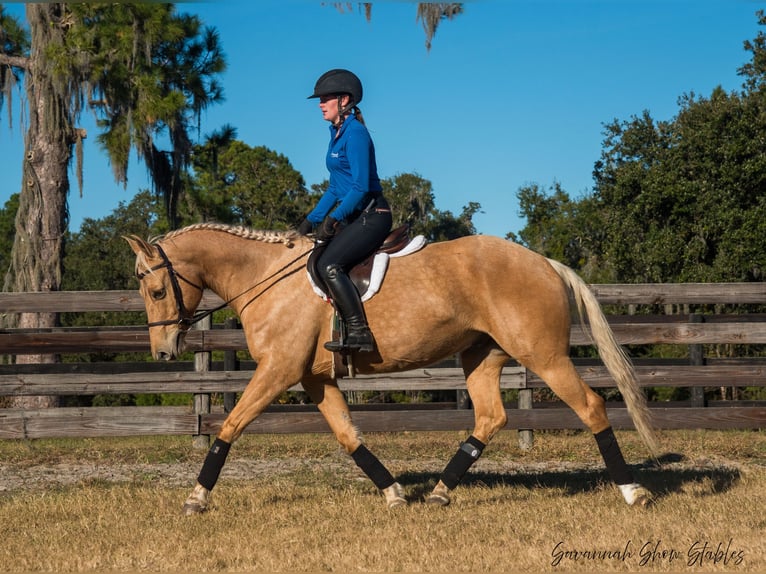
top-left (297, 219), bottom-right (313, 236)
top-left (315, 216), bottom-right (338, 242)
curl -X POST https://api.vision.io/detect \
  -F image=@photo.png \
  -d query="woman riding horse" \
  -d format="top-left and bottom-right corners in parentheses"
top-left (298, 69), bottom-right (392, 353)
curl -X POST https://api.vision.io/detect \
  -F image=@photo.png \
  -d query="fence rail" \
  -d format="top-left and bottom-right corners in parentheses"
top-left (1, 284), bottom-right (765, 442)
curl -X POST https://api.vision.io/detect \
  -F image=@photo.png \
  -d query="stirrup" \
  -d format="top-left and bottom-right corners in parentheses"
top-left (324, 324), bottom-right (374, 354)
top-left (324, 336), bottom-right (374, 354)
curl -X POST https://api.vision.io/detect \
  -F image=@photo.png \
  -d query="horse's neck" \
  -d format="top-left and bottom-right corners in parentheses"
top-left (175, 231), bottom-right (297, 306)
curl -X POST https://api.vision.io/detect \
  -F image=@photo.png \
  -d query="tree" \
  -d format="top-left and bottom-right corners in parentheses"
top-left (334, 3), bottom-right (463, 51)
top-left (1, 5), bottom-right (80, 408)
top-left (383, 172), bottom-right (436, 232)
top-left (382, 172), bottom-right (479, 241)
top-left (63, 190), bottom-right (165, 295)
top-left (416, 3), bottom-right (463, 51)
top-left (0, 6), bottom-right (27, 126)
top-left (61, 3), bottom-right (227, 229)
top-left (61, 190), bottom-right (164, 356)
top-left (0, 4), bottom-right (225, 408)
top-left (181, 138), bottom-right (313, 229)
top-left (0, 193), bottom-right (18, 281)
top-left (593, 88), bottom-right (766, 283)
top-left (738, 10), bottom-right (766, 93)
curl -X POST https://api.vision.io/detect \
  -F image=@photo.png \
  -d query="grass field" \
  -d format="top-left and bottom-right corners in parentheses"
top-left (0, 429), bottom-right (764, 572)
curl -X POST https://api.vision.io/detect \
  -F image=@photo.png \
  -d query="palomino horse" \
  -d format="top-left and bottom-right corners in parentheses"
top-left (125, 223), bottom-right (658, 514)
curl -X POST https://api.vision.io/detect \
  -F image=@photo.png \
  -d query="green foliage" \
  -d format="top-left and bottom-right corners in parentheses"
top-left (593, 88), bottom-right (766, 283)
top-left (60, 190), bottom-right (164, 365)
top-left (382, 172), bottom-right (479, 241)
top-left (135, 393), bottom-right (193, 406)
top-left (35, 3), bottom-right (226, 228)
top-left (91, 394), bottom-right (136, 407)
top-left (738, 10), bottom-right (766, 93)
top-left (0, 193), bottom-right (18, 283)
top-left (63, 190), bottom-right (165, 294)
top-left (0, 5), bottom-right (28, 113)
top-left (181, 138), bottom-right (313, 229)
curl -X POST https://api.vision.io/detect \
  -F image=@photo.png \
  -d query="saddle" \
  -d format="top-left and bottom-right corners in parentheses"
top-left (306, 224), bottom-right (417, 301)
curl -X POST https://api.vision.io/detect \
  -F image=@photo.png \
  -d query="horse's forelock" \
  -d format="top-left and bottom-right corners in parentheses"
top-left (134, 250), bottom-right (156, 278)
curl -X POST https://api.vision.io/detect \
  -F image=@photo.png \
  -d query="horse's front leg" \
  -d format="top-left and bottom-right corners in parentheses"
top-left (303, 378), bottom-right (407, 508)
top-left (182, 365), bottom-right (289, 516)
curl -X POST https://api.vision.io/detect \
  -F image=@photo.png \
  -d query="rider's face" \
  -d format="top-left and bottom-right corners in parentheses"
top-left (319, 94), bottom-right (350, 125)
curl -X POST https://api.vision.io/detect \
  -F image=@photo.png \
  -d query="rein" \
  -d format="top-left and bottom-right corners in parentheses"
top-left (137, 242), bottom-right (314, 330)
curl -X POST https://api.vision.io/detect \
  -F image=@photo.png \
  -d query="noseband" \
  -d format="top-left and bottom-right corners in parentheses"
top-left (136, 244), bottom-right (205, 330)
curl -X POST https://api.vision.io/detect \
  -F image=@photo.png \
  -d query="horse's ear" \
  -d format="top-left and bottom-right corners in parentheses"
top-left (123, 235), bottom-right (156, 258)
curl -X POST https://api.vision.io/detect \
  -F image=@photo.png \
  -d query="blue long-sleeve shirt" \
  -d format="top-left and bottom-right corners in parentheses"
top-left (306, 114), bottom-right (382, 225)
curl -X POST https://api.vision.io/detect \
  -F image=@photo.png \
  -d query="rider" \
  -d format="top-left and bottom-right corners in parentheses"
top-left (297, 69), bottom-right (393, 353)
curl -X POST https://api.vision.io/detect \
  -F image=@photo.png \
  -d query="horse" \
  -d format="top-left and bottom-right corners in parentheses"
top-left (125, 223), bottom-right (659, 515)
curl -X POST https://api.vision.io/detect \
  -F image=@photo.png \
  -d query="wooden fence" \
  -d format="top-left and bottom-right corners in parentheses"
top-left (0, 284), bottom-right (764, 444)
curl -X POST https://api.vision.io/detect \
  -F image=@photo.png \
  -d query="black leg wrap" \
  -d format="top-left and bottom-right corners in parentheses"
top-left (594, 427), bottom-right (634, 485)
top-left (440, 435), bottom-right (486, 490)
top-left (197, 438), bottom-right (231, 491)
top-left (351, 444), bottom-right (396, 490)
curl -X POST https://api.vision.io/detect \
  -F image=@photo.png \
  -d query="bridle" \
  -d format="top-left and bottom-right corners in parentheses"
top-left (136, 244), bottom-right (206, 330)
top-left (136, 242), bottom-right (314, 330)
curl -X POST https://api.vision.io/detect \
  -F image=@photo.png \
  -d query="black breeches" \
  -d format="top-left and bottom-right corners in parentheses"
top-left (316, 208), bottom-right (392, 286)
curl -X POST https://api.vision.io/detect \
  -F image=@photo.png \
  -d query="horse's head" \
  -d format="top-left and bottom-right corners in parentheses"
top-left (124, 235), bottom-right (205, 361)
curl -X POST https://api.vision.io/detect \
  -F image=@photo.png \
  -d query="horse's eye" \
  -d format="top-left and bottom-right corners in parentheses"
top-left (151, 287), bottom-right (167, 301)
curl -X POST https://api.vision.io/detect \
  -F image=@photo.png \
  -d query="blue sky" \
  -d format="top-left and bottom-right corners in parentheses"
top-left (0, 1), bottom-right (763, 238)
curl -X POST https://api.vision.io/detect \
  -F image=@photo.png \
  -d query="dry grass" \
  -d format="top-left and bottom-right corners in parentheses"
top-left (0, 429), bottom-right (764, 572)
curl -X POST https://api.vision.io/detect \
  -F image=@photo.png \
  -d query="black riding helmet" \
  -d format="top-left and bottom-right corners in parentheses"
top-left (308, 69), bottom-right (363, 107)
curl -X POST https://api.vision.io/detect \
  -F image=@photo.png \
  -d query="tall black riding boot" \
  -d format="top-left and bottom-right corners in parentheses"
top-left (322, 264), bottom-right (375, 353)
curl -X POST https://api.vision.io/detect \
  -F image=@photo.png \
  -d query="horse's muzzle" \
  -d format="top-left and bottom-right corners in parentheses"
top-left (152, 330), bottom-right (187, 361)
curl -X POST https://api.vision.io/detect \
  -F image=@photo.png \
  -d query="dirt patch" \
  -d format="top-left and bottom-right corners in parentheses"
top-left (1, 454), bottom-right (747, 494)
top-left (0, 458), bottom-right (351, 492)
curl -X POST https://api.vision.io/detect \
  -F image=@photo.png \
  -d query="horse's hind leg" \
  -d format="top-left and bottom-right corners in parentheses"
top-left (530, 355), bottom-right (652, 507)
top-left (427, 342), bottom-right (509, 506)
top-left (302, 378), bottom-right (406, 508)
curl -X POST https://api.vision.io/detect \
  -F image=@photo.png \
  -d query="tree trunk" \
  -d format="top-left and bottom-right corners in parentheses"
top-left (6, 4), bottom-right (74, 409)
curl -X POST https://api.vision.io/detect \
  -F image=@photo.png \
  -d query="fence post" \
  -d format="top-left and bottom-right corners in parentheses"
top-left (223, 317), bottom-right (239, 413)
top-left (518, 369), bottom-right (533, 450)
top-left (192, 315), bottom-right (212, 450)
top-left (689, 313), bottom-right (706, 408)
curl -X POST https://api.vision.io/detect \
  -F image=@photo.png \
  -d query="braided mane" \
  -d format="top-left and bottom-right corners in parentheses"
top-left (153, 222), bottom-right (300, 247)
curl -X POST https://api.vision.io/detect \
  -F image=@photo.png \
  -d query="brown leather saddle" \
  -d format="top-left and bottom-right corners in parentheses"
top-left (307, 224), bottom-right (411, 299)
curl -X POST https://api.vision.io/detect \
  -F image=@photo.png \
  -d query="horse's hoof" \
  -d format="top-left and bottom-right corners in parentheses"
top-left (383, 482), bottom-right (407, 508)
top-left (425, 492), bottom-right (450, 506)
top-left (619, 483), bottom-right (654, 508)
top-left (182, 483), bottom-right (211, 516)
top-left (634, 494), bottom-right (654, 508)
top-left (181, 502), bottom-right (207, 516)
top-left (426, 481), bottom-right (451, 506)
